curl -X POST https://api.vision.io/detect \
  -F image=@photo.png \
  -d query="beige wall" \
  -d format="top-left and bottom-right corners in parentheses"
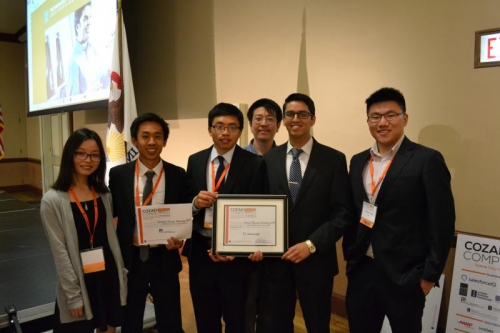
top-left (213, 0), bottom-right (500, 237)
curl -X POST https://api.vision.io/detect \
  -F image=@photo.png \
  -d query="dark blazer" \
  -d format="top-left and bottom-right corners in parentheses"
top-left (186, 144), bottom-right (267, 233)
top-left (343, 136), bottom-right (455, 293)
top-left (109, 160), bottom-right (191, 272)
top-left (263, 138), bottom-right (352, 279)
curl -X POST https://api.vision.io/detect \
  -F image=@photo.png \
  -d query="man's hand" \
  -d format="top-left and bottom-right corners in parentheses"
top-left (282, 242), bottom-right (311, 263)
top-left (166, 237), bottom-right (183, 250)
top-left (248, 250), bottom-right (263, 262)
top-left (420, 279), bottom-right (435, 296)
top-left (208, 249), bottom-right (235, 262)
top-left (194, 191), bottom-right (218, 209)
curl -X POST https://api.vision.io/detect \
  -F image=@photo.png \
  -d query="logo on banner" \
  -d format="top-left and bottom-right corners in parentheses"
top-left (458, 320), bottom-right (473, 328)
top-left (459, 282), bottom-right (468, 296)
top-left (471, 289), bottom-right (493, 301)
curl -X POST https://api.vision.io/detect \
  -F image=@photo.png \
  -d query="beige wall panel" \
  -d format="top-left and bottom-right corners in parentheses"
top-left (214, 0), bottom-right (500, 236)
top-left (0, 163), bottom-right (28, 186)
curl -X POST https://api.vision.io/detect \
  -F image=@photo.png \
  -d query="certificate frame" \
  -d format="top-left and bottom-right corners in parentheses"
top-left (212, 194), bottom-right (288, 257)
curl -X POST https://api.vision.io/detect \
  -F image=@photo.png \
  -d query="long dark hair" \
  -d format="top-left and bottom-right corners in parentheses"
top-left (52, 128), bottom-right (108, 193)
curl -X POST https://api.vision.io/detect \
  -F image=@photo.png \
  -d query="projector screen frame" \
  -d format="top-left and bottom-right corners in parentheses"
top-left (26, 0), bottom-right (117, 117)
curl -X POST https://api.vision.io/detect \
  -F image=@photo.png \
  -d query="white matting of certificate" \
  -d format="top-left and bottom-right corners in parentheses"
top-left (223, 205), bottom-right (277, 246)
top-left (213, 195), bottom-right (288, 256)
top-left (136, 203), bottom-right (192, 245)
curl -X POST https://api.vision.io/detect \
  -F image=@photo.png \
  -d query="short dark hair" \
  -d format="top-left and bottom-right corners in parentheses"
top-left (52, 128), bottom-right (108, 193)
top-left (365, 87), bottom-right (406, 114)
top-left (247, 98), bottom-right (283, 125)
top-left (208, 103), bottom-right (244, 130)
top-left (283, 93), bottom-right (316, 116)
top-left (130, 113), bottom-right (170, 141)
top-left (74, 3), bottom-right (91, 34)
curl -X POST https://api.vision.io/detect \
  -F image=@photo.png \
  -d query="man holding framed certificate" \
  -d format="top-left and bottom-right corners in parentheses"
top-left (257, 93), bottom-right (353, 333)
top-left (183, 103), bottom-right (267, 333)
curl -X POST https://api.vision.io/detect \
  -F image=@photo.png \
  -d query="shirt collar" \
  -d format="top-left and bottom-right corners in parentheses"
top-left (137, 159), bottom-right (163, 176)
top-left (287, 137), bottom-right (313, 156)
top-left (210, 145), bottom-right (236, 163)
top-left (370, 135), bottom-right (405, 158)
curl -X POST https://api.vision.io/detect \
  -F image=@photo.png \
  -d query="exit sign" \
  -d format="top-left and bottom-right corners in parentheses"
top-left (475, 28), bottom-right (500, 68)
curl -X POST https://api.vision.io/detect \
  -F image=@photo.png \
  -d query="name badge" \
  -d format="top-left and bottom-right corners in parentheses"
top-left (360, 201), bottom-right (377, 228)
top-left (80, 247), bottom-right (105, 274)
top-left (203, 207), bottom-right (213, 229)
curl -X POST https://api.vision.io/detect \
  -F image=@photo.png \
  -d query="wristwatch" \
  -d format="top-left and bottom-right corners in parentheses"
top-left (305, 240), bottom-right (316, 254)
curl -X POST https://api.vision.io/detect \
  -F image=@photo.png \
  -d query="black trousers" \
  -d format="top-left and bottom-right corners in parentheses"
top-left (346, 257), bottom-right (426, 333)
top-left (122, 246), bottom-right (182, 333)
top-left (187, 232), bottom-right (252, 333)
top-left (257, 258), bottom-right (334, 333)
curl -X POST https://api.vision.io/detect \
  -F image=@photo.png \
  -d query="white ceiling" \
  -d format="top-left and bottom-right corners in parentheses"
top-left (0, 0), bottom-right (27, 35)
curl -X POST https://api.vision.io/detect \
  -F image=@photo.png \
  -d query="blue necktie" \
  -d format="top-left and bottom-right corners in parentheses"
top-left (289, 148), bottom-right (303, 204)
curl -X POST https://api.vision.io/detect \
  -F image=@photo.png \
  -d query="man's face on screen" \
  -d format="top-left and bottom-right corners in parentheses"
top-left (77, 5), bottom-right (91, 43)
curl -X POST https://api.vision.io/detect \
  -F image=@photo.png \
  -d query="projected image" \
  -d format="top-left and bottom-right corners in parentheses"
top-left (66, 3), bottom-right (110, 97)
top-left (27, 0), bottom-right (116, 115)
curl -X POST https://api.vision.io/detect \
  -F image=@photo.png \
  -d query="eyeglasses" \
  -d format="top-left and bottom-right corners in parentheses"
top-left (211, 125), bottom-right (241, 134)
top-left (253, 117), bottom-right (276, 124)
top-left (74, 152), bottom-right (102, 161)
top-left (284, 111), bottom-right (313, 119)
top-left (367, 112), bottom-right (403, 123)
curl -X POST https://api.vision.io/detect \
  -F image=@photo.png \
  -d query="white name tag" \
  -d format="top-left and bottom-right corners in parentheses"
top-left (360, 201), bottom-right (377, 229)
top-left (80, 247), bottom-right (105, 274)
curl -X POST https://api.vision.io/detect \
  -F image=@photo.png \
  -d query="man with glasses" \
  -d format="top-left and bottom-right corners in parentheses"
top-left (244, 98), bottom-right (282, 156)
top-left (256, 93), bottom-right (352, 333)
top-left (242, 98), bottom-right (282, 333)
top-left (343, 87), bottom-right (455, 333)
top-left (183, 103), bottom-right (266, 333)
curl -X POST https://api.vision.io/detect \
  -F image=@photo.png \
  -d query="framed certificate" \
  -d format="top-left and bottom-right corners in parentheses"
top-left (212, 194), bottom-right (288, 257)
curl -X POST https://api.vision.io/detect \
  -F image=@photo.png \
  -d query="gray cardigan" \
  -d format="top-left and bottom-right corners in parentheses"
top-left (40, 189), bottom-right (127, 324)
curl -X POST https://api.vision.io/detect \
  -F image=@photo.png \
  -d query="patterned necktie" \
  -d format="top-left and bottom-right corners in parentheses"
top-left (215, 156), bottom-right (226, 192)
top-left (140, 170), bottom-right (155, 262)
top-left (289, 148), bottom-right (303, 204)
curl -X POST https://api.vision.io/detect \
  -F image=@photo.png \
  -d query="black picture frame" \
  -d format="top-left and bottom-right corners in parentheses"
top-left (212, 194), bottom-right (288, 257)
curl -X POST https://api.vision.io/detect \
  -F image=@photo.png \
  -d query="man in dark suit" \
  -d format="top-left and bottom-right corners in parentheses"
top-left (183, 103), bottom-right (266, 333)
top-left (257, 93), bottom-right (352, 333)
top-left (343, 87), bottom-right (455, 333)
top-left (109, 113), bottom-right (190, 333)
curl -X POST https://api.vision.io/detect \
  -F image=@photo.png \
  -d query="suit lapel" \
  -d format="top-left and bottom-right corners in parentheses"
top-left (274, 144), bottom-right (291, 198)
top-left (162, 161), bottom-right (171, 204)
top-left (354, 150), bottom-right (371, 203)
top-left (376, 137), bottom-right (414, 202)
top-left (295, 140), bottom-right (320, 203)
top-left (198, 147), bottom-right (212, 192)
top-left (125, 162), bottom-right (136, 207)
top-left (223, 145), bottom-right (245, 194)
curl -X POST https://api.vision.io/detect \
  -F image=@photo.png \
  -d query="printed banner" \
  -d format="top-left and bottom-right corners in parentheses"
top-left (446, 234), bottom-right (500, 333)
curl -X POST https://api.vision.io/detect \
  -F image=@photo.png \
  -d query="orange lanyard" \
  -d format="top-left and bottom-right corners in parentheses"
top-left (134, 160), bottom-right (164, 206)
top-left (211, 159), bottom-right (230, 192)
top-left (369, 155), bottom-right (395, 200)
top-left (69, 187), bottom-right (98, 248)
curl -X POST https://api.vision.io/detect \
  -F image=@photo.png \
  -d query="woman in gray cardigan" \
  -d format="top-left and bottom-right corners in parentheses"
top-left (40, 128), bottom-right (127, 333)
